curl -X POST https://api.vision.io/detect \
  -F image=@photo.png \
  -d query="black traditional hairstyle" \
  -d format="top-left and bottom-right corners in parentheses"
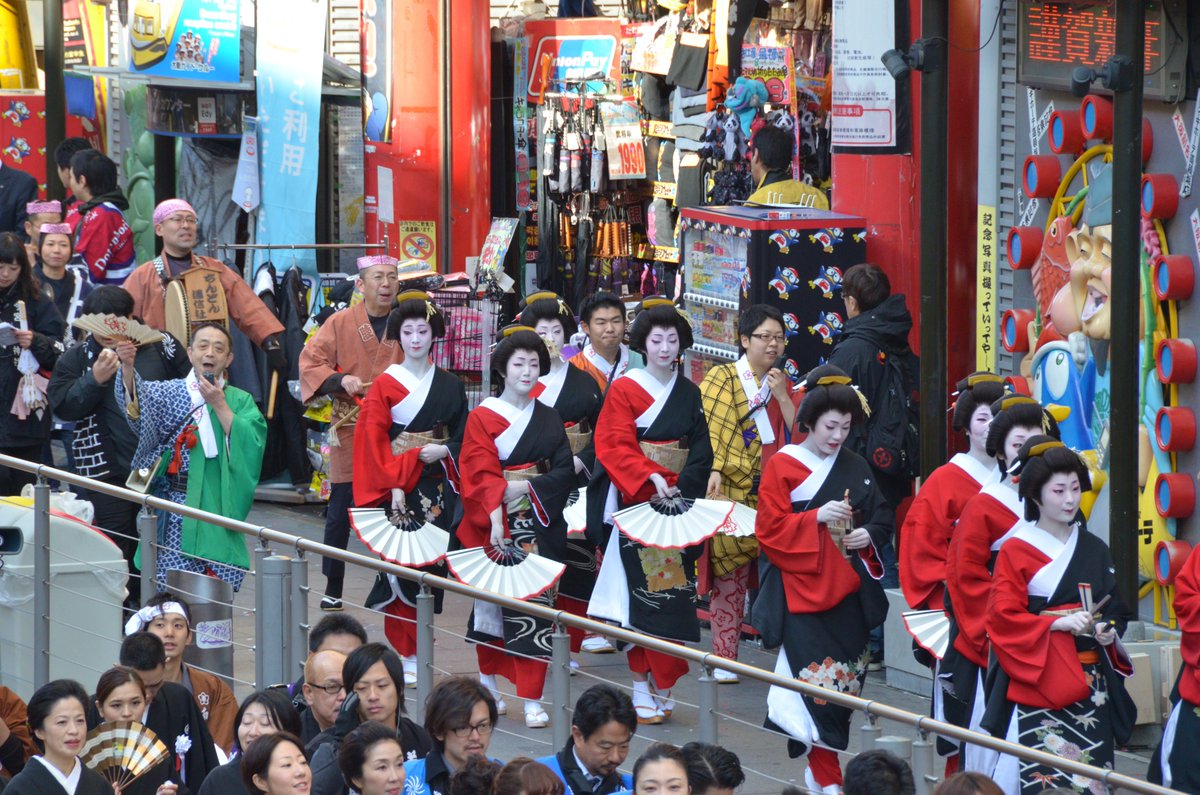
top-left (1016, 435), bottom-right (1091, 522)
top-left (627, 297), bottom-right (694, 354)
top-left (796, 364), bottom-right (868, 432)
top-left (984, 395), bottom-right (1061, 472)
top-left (386, 289), bottom-right (447, 340)
top-left (519, 291), bottom-right (578, 339)
top-left (491, 326), bottom-right (550, 382)
top-left (950, 372), bottom-right (1008, 432)
top-left (681, 742), bottom-right (746, 792)
top-left (231, 689), bottom-right (304, 753)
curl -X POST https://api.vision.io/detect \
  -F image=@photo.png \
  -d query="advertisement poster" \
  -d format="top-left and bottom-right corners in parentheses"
top-left (741, 46), bottom-right (793, 105)
top-left (599, 101), bottom-right (646, 180)
top-left (128, 0), bottom-right (241, 83)
top-left (231, 115), bottom-right (259, 211)
top-left (526, 18), bottom-right (623, 102)
top-left (830, 0), bottom-right (896, 147)
top-left (146, 85), bottom-right (247, 136)
top-left (362, 0), bottom-right (392, 143)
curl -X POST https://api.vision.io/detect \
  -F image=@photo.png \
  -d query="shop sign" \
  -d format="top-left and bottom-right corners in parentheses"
top-left (398, 221), bottom-right (438, 271)
top-left (231, 115), bottom-right (259, 211)
top-left (742, 47), bottom-right (792, 106)
top-left (599, 101), bottom-right (646, 181)
top-left (526, 19), bottom-right (622, 102)
top-left (975, 205), bottom-right (996, 371)
top-left (146, 85), bottom-right (248, 137)
top-left (830, 0), bottom-right (896, 147)
top-left (128, 0), bottom-right (241, 84)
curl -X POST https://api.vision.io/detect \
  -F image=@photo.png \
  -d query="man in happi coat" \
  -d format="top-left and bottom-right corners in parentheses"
top-left (299, 254), bottom-right (405, 610)
top-left (568, 291), bottom-right (643, 389)
top-left (118, 322), bottom-right (267, 590)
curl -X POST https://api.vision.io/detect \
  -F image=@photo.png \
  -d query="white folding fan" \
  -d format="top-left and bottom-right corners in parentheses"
top-left (81, 721), bottom-right (170, 792)
top-left (445, 542), bottom-right (565, 600)
top-left (564, 489), bottom-right (587, 539)
top-left (714, 501), bottom-right (757, 538)
top-left (612, 496), bottom-right (732, 549)
top-left (350, 508), bottom-right (450, 567)
top-left (902, 609), bottom-right (952, 660)
top-left (72, 313), bottom-right (164, 345)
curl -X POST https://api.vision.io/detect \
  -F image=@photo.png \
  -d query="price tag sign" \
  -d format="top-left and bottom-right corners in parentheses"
top-left (600, 101), bottom-right (647, 180)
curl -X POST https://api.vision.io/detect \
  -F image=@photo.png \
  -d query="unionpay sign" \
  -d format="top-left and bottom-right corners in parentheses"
top-left (525, 19), bottom-right (622, 103)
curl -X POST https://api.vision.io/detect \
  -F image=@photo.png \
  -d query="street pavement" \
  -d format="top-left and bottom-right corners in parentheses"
top-left (229, 500), bottom-right (1157, 794)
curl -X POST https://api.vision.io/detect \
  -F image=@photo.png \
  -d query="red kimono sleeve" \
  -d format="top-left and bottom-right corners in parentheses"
top-left (946, 494), bottom-right (1004, 667)
top-left (351, 376), bottom-right (425, 507)
top-left (899, 467), bottom-right (959, 611)
top-left (986, 540), bottom-right (1090, 709)
top-left (594, 379), bottom-right (675, 503)
top-left (1174, 546), bottom-right (1200, 704)
top-left (456, 409), bottom-right (510, 548)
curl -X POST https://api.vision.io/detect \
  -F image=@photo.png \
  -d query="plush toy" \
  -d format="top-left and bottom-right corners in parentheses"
top-left (724, 77), bottom-right (768, 136)
top-left (721, 114), bottom-right (748, 162)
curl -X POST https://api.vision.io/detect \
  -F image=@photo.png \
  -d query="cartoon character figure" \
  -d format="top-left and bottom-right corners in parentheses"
top-left (1030, 342), bottom-right (1096, 452)
top-left (782, 312), bottom-right (802, 339)
top-left (721, 115), bottom-right (748, 162)
top-left (809, 227), bottom-right (844, 253)
top-left (808, 311), bottom-right (845, 343)
top-left (768, 267), bottom-right (801, 298)
top-left (808, 277), bottom-right (837, 299)
top-left (768, 229), bottom-right (802, 254)
top-left (3, 138), bottom-right (31, 163)
top-left (820, 264), bottom-right (843, 287)
top-left (783, 359), bottom-right (801, 382)
top-left (739, 268), bottom-right (752, 298)
top-left (1032, 215), bottom-right (1075, 331)
top-left (852, 231), bottom-right (867, 244)
top-left (3, 101), bottom-right (30, 126)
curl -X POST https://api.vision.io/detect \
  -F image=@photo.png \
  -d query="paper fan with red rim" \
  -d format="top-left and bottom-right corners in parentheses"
top-left (713, 501), bottom-right (756, 537)
top-left (81, 721), bottom-right (169, 791)
top-left (350, 508), bottom-right (450, 567)
top-left (72, 313), bottom-right (164, 345)
top-left (445, 543), bottom-right (565, 599)
top-left (902, 609), bottom-right (951, 660)
top-left (564, 489), bottom-right (587, 539)
top-left (613, 496), bottom-right (732, 549)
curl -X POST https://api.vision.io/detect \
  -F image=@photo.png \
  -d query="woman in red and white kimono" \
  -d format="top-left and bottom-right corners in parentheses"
top-left (983, 437), bottom-right (1134, 795)
top-left (353, 291), bottom-right (468, 686)
top-left (1150, 542), bottom-right (1200, 791)
top-left (752, 365), bottom-right (890, 795)
top-left (519, 292), bottom-right (605, 655)
top-left (586, 298), bottom-right (713, 725)
top-left (457, 327), bottom-right (576, 729)
top-left (942, 395), bottom-right (1060, 773)
top-left (899, 372), bottom-right (1005, 775)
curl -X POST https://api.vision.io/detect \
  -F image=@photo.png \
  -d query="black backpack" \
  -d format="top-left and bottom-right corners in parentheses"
top-left (864, 347), bottom-right (921, 480)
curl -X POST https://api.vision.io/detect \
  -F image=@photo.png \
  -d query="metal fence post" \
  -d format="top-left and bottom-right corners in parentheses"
top-left (860, 714), bottom-right (881, 752)
top-left (292, 551), bottom-right (309, 679)
top-left (697, 665), bottom-right (718, 745)
top-left (253, 544), bottom-right (270, 688)
top-left (551, 623), bottom-right (571, 749)
top-left (911, 730), bottom-right (937, 795)
top-left (257, 555), bottom-right (292, 688)
top-left (416, 586), bottom-right (435, 712)
top-left (33, 477), bottom-right (50, 690)
top-left (877, 735), bottom-right (913, 766)
top-left (138, 508), bottom-right (157, 598)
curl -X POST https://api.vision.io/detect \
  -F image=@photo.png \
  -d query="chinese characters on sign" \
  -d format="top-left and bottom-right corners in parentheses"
top-left (599, 101), bottom-right (646, 180)
top-left (976, 206), bottom-right (996, 371)
top-left (830, 0), bottom-right (896, 147)
top-left (128, 0), bottom-right (241, 83)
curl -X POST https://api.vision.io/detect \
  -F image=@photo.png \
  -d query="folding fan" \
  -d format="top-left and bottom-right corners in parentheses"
top-left (72, 313), bottom-right (164, 345)
top-left (564, 489), bottom-right (587, 538)
top-left (612, 496), bottom-right (732, 549)
top-left (349, 508), bottom-right (450, 567)
top-left (81, 721), bottom-right (169, 791)
top-left (445, 543), bottom-right (565, 600)
top-left (714, 501), bottom-right (757, 538)
top-left (902, 609), bottom-right (952, 660)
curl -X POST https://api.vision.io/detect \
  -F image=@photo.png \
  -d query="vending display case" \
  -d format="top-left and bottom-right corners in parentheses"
top-left (679, 206), bottom-right (868, 382)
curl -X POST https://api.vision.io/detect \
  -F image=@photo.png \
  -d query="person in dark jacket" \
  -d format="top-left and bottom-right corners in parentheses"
top-left (403, 677), bottom-right (499, 795)
top-left (0, 233), bottom-right (64, 496)
top-left (196, 690), bottom-right (303, 795)
top-left (47, 285), bottom-right (190, 606)
top-left (536, 685), bottom-right (635, 795)
top-left (307, 644), bottom-right (432, 795)
top-left (0, 163), bottom-right (38, 236)
top-left (827, 262), bottom-right (913, 669)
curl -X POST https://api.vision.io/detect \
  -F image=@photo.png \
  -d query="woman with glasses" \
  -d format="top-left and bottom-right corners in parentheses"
top-left (698, 304), bottom-right (799, 680)
top-left (307, 644), bottom-right (431, 795)
top-left (196, 690), bottom-right (302, 795)
top-left (403, 677), bottom-right (500, 795)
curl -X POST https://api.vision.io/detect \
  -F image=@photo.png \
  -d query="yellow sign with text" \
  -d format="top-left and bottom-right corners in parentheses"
top-left (976, 205), bottom-right (997, 371)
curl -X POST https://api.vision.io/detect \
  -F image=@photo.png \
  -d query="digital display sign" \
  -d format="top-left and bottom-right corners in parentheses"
top-left (1017, 0), bottom-right (1187, 102)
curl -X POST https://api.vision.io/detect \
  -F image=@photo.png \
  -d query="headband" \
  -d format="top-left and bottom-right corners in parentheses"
top-left (39, 223), bottom-right (72, 235)
top-left (802, 374), bottom-right (872, 418)
top-left (1026, 439), bottom-right (1066, 458)
top-left (998, 396), bottom-right (1038, 411)
top-left (815, 375), bottom-right (852, 386)
top-left (357, 254), bottom-right (398, 271)
top-left (396, 289), bottom-right (438, 321)
top-left (153, 199), bottom-right (196, 226)
top-left (523, 291), bottom-right (573, 318)
top-left (966, 373), bottom-right (1004, 386)
top-left (27, 200), bottom-right (61, 215)
top-left (124, 601), bottom-right (188, 636)
top-left (500, 324), bottom-right (536, 338)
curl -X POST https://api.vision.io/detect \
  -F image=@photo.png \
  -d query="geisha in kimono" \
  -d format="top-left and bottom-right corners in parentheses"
top-left (753, 365), bottom-right (890, 795)
top-left (1150, 538), bottom-right (1200, 791)
top-left (898, 372), bottom-right (1005, 775)
top-left (519, 292), bottom-right (604, 654)
top-left (457, 327), bottom-right (576, 729)
top-left (352, 290), bottom-right (467, 687)
top-left (587, 298), bottom-right (714, 725)
top-left (983, 436), bottom-right (1135, 795)
top-left (943, 395), bottom-right (1060, 774)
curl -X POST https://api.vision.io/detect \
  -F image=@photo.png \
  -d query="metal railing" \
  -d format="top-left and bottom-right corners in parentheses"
top-left (1, 454), bottom-right (1179, 795)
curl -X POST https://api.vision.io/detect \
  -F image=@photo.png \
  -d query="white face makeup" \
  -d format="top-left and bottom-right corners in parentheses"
top-left (967, 405), bottom-right (993, 454)
top-left (808, 409), bottom-right (852, 457)
top-left (1039, 472), bottom-right (1082, 526)
top-left (534, 318), bottom-right (565, 358)
top-left (644, 326), bottom-right (680, 369)
top-left (400, 318), bottom-right (433, 360)
top-left (504, 349), bottom-right (542, 397)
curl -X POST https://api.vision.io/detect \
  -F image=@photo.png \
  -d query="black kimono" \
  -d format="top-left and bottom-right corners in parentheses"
top-left (0, 285), bottom-right (64, 492)
top-left (3, 757), bottom-right (113, 795)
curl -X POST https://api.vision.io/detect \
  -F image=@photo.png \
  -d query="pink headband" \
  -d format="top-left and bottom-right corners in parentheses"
top-left (153, 199), bottom-right (197, 225)
top-left (357, 254), bottom-right (398, 271)
top-left (39, 223), bottom-right (71, 235)
top-left (26, 200), bottom-right (61, 215)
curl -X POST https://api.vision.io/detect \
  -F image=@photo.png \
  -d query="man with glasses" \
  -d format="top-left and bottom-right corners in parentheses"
top-left (699, 304), bottom-right (799, 679)
top-left (299, 255), bottom-right (405, 610)
top-left (122, 198), bottom-right (287, 370)
top-left (300, 649), bottom-right (346, 743)
top-left (404, 676), bottom-right (500, 795)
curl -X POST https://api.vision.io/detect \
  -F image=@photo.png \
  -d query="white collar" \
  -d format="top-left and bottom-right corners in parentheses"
top-left (184, 370), bottom-right (220, 458)
top-left (34, 756), bottom-right (82, 794)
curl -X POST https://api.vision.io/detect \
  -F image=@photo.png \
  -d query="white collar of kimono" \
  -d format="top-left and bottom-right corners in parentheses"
top-left (536, 358), bottom-right (569, 406)
top-left (735, 355), bottom-right (774, 445)
top-left (185, 370), bottom-right (219, 458)
top-left (584, 342), bottom-right (630, 383)
top-left (779, 443), bottom-right (839, 503)
top-left (1017, 522), bottom-right (1079, 599)
top-left (947, 452), bottom-right (1000, 488)
top-left (979, 480), bottom-right (1024, 550)
top-left (34, 755), bottom-right (81, 794)
top-left (384, 363), bottom-right (435, 426)
top-left (624, 368), bottom-right (676, 429)
top-left (480, 396), bottom-right (536, 459)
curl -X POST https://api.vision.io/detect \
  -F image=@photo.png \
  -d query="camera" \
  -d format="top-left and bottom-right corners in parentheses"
top-left (0, 525), bottom-right (21, 556)
top-left (881, 49), bottom-right (912, 80)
